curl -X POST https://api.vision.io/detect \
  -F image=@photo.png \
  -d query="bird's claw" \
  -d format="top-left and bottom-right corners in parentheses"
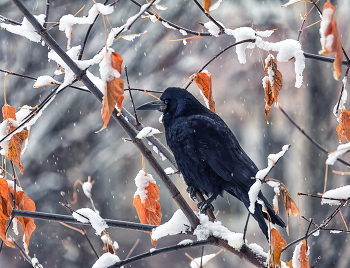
top-left (197, 201), bottom-right (214, 214)
top-left (186, 187), bottom-right (197, 201)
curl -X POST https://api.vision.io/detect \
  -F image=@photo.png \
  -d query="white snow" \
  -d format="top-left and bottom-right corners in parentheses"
top-left (162, 21), bottom-right (176, 30)
top-left (256, 145), bottom-right (290, 180)
top-left (159, 152), bottom-right (166, 161)
top-left (99, 48), bottom-right (121, 84)
top-left (164, 167), bottom-right (175, 175)
top-left (179, 29), bottom-right (187, 36)
top-left (225, 27), bottom-right (305, 88)
top-left (178, 239), bottom-right (193, 246)
top-left (151, 209), bottom-right (190, 240)
top-left (101, 235), bottom-right (119, 250)
top-left (31, 257), bottom-right (43, 268)
top-left (248, 180), bottom-right (262, 214)
top-left (33, 76), bottom-right (59, 88)
top-left (92, 253), bottom-right (120, 268)
top-left (136, 126), bottom-right (161, 139)
top-left (122, 31), bottom-right (147, 41)
top-left (281, 0), bottom-right (304, 7)
top-left (82, 181), bottom-right (93, 198)
top-left (155, 4), bottom-right (167, 11)
top-left (248, 243), bottom-right (269, 260)
top-left (326, 142), bottom-right (350, 165)
top-left (321, 185), bottom-right (350, 205)
top-left (48, 45), bottom-right (80, 91)
top-left (153, 146), bottom-right (159, 154)
top-left (149, 15), bottom-right (158, 23)
top-left (0, 14), bottom-right (45, 43)
top-left (312, 230), bottom-right (320, 237)
top-left (292, 241), bottom-right (306, 268)
top-left (204, 21), bottom-right (224, 37)
top-left (125, 3), bottom-right (151, 30)
top-left (134, 170), bottom-right (156, 203)
top-left (190, 253), bottom-right (216, 268)
top-left (194, 213), bottom-right (243, 250)
top-left (6, 180), bottom-right (23, 192)
top-left (59, 3), bottom-right (114, 47)
top-left (319, 6), bottom-right (334, 54)
top-left (330, 230), bottom-right (342, 234)
top-left (73, 208), bottom-right (108, 235)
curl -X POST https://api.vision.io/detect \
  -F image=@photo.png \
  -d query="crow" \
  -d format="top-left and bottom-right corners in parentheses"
top-left (137, 87), bottom-right (285, 239)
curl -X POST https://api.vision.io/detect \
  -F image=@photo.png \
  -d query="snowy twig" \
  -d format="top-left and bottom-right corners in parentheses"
top-left (109, 240), bottom-right (211, 268)
top-left (78, 0), bottom-right (110, 60)
top-left (184, 38), bottom-right (255, 89)
top-left (303, 52), bottom-right (350, 67)
top-left (60, 192), bottom-right (100, 259)
top-left (302, 216), bottom-right (350, 233)
top-left (192, 0), bottom-right (225, 34)
top-left (278, 104), bottom-right (350, 167)
top-left (8, 235), bottom-right (33, 264)
top-left (282, 200), bottom-right (347, 252)
top-left (129, 0), bottom-right (212, 36)
top-left (0, 15), bottom-right (22, 25)
top-left (11, 209), bottom-right (156, 232)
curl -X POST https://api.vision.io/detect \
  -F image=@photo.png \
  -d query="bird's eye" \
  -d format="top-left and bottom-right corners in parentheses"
top-left (164, 100), bottom-right (169, 104)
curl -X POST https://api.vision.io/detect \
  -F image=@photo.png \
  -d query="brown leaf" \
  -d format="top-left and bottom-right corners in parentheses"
top-left (298, 241), bottom-right (310, 268)
top-left (319, 0), bottom-right (342, 80)
top-left (203, 0), bottom-right (211, 13)
top-left (194, 71), bottom-right (216, 113)
top-left (269, 228), bottom-right (287, 268)
top-left (281, 186), bottom-right (300, 235)
top-left (336, 109), bottom-right (350, 144)
top-left (0, 179), bottom-right (36, 250)
top-left (97, 52), bottom-right (125, 132)
top-left (263, 56), bottom-right (283, 122)
top-left (2, 105), bottom-right (28, 174)
top-left (12, 189), bottom-right (36, 250)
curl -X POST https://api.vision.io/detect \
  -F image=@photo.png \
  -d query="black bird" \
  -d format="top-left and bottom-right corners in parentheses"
top-left (137, 87), bottom-right (285, 239)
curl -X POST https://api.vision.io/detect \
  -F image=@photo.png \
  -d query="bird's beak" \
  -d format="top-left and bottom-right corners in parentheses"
top-left (137, 100), bottom-right (167, 112)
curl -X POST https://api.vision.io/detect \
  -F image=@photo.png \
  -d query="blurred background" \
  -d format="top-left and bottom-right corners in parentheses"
top-left (1, 0), bottom-right (350, 267)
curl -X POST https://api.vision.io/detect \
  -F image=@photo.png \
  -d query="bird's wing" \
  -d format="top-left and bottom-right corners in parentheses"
top-left (186, 115), bottom-right (258, 191)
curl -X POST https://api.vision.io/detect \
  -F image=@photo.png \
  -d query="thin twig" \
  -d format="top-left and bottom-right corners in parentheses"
top-left (192, 0), bottom-right (225, 34)
top-left (278, 104), bottom-right (350, 167)
top-left (44, 0), bottom-right (50, 29)
top-left (335, 67), bottom-right (350, 116)
top-left (184, 39), bottom-right (256, 89)
top-left (125, 239), bottom-right (140, 259)
top-left (124, 66), bottom-right (140, 126)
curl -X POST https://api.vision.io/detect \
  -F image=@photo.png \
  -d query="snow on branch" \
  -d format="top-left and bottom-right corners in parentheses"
top-left (321, 185), bottom-right (350, 205)
top-left (0, 14), bottom-right (45, 42)
top-left (72, 208), bottom-right (108, 235)
top-left (326, 142), bottom-right (350, 165)
top-left (248, 145), bottom-right (290, 213)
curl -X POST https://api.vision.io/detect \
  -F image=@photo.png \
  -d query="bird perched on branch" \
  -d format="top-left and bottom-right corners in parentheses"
top-left (137, 87), bottom-right (285, 239)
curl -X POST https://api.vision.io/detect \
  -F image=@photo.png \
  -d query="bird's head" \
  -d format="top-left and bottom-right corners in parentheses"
top-left (137, 87), bottom-right (201, 116)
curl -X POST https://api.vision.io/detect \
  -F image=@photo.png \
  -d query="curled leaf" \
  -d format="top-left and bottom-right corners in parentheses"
top-left (281, 186), bottom-right (300, 235)
top-left (97, 51), bottom-right (124, 132)
top-left (203, 0), bottom-right (211, 13)
top-left (263, 55), bottom-right (283, 122)
top-left (2, 105), bottom-right (28, 174)
top-left (319, 0), bottom-right (342, 80)
top-left (194, 71), bottom-right (216, 113)
top-left (269, 228), bottom-right (287, 268)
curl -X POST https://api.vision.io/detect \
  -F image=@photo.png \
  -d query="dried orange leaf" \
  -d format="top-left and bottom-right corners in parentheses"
top-left (281, 186), bottom-right (300, 235)
top-left (336, 109), bottom-right (350, 144)
top-left (269, 228), bottom-right (287, 268)
top-left (263, 55), bottom-right (283, 122)
top-left (2, 105), bottom-right (28, 174)
top-left (319, 0), bottom-right (342, 80)
top-left (133, 170), bottom-right (162, 246)
top-left (13, 190), bottom-right (36, 251)
top-left (97, 51), bottom-right (124, 132)
top-left (298, 241), bottom-right (310, 268)
top-left (286, 259), bottom-right (293, 268)
top-left (0, 179), bottom-right (13, 248)
top-left (194, 71), bottom-right (216, 113)
top-left (203, 0), bottom-right (211, 13)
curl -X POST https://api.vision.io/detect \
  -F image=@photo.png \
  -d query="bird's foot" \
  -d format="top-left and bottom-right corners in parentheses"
top-left (186, 187), bottom-right (197, 201)
top-left (197, 200), bottom-right (215, 214)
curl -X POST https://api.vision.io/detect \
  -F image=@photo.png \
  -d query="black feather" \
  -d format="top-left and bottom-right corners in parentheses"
top-left (140, 87), bottom-right (285, 239)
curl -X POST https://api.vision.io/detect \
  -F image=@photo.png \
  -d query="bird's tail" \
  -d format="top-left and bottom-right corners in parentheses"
top-left (227, 189), bottom-right (285, 240)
